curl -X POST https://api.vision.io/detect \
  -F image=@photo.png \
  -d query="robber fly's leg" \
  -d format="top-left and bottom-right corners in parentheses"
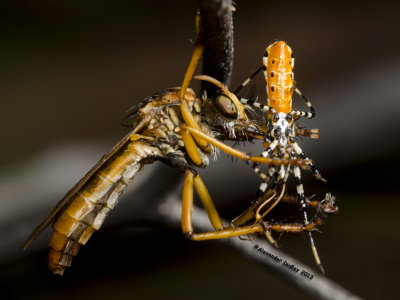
top-left (193, 174), bottom-right (224, 231)
top-left (180, 125), bottom-right (206, 167)
top-left (182, 170), bottom-right (264, 240)
top-left (183, 125), bottom-right (308, 168)
top-left (293, 165), bottom-right (325, 274)
top-left (180, 10), bottom-right (203, 100)
top-left (190, 225), bottom-right (264, 240)
top-left (182, 170), bottom-right (224, 236)
top-left (182, 170), bottom-right (195, 235)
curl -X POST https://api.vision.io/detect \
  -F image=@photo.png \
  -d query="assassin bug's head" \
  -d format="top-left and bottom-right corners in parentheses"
top-left (194, 75), bottom-right (247, 121)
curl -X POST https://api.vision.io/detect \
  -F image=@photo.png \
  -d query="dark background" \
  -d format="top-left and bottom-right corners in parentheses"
top-left (1, 0), bottom-right (400, 299)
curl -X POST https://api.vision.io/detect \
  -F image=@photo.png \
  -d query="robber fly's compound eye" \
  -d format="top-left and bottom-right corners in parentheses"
top-left (212, 92), bottom-right (238, 120)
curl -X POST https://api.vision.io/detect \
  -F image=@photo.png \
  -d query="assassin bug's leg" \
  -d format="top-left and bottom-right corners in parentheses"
top-left (233, 66), bottom-right (263, 95)
top-left (293, 166), bottom-right (325, 274)
top-left (252, 163), bottom-right (272, 196)
top-left (291, 141), bottom-right (326, 182)
top-left (182, 125), bottom-right (309, 168)
top-left (295, 127), bottom-right (319, 139)
top-left (239, 97), bottom-right (275, 114)
top-left (290, 109), bottom-right (315, 120)
top-left (294, 87), bottom-right (316, 118)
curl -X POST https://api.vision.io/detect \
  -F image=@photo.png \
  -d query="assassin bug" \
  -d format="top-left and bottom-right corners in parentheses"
top-left (228, 41), bottom-right (331, 273)
top-left (22, 20), bottom-right (307, 274)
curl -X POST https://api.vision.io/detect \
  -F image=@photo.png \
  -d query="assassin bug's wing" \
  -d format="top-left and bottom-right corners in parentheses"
top-left (22, 113), bottom-right (152, 251)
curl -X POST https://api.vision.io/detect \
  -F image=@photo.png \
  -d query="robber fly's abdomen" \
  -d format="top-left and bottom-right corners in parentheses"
top-left (48, 140), bottom-right (160, 275)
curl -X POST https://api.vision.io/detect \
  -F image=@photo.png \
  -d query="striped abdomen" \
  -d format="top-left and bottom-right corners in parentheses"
top-left (48, 140), bottom-right (160, 275)
top-left (263, 41), bottom-right (294, 114)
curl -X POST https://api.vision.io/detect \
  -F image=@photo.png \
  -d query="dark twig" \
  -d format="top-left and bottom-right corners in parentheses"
top-left (197, 0), bottom-right (234, 95)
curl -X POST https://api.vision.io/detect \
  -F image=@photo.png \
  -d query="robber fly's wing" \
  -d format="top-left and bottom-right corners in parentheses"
top-left (22, 112), bottom-right (152, 250)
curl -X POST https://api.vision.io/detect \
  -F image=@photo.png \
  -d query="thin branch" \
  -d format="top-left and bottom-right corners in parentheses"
top-left (158, 184), bottom-right (362, 300)
top-left (197, 0), bottom-right (234, 95)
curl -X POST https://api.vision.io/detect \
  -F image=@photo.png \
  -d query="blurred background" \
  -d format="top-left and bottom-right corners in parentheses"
top-left (1, 0), bottom-right (400, 299)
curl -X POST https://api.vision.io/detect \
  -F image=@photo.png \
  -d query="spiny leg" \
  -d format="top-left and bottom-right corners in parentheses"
top-left (252, 163), bottom-right (275, 197)
top-left (183, 125), bottom-right (309, 168)
top-left (295, 127), bottom-right (319, 139)
top-left (291, 142), bottom-right (326, 182)
top-left (239, 97), bottom-right (276, 114)
top-left (293, 87), bottom-right (316, 119)
top-left (293, 165), bottom-right (325, 274)
top-left (233, 66), bottom-right (263, 95)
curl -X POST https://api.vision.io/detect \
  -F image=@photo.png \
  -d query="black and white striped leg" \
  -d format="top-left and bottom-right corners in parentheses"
top-left (291, 142), bottom-right (326, 182)
top-left (294, 87), bottom-right (316, 119)
top-left (233, 66), bottom-right (263, 94)
top-left (253, 163), bottom-right (275, 199)
top-left (295, 126), bottom-right (319, 139)
top-left (290, 109), bottom-right (315, 119)
top-left (293, 166), bottom-right (325, 274)
top-left (239, 97), bottom-right (276, 114)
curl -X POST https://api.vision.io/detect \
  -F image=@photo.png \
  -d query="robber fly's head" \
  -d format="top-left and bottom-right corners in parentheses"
top-left (194, 75), bottom-right (246, 121)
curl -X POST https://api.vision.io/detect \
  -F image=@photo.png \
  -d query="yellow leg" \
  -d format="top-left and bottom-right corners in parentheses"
top-left (180, 100), bottom-right (210, 151)
top-left (181, 170), bottom-right (263, 240)
top-left (182, 170), bottom-right (194, 235)
top-left (179, 11), bottom-right (204, 101)
top-left (193, 174), bottom-right (224, 231)
top-left (183, 125), bottom-right (309, 168)
top-left (181, 126), bottom-right (203, 166)
top-left (178, 11), bottom-right (209, 151)
top-left (191, 224), bottom-right (264, 241)
top-left (264, 230), bottom-right (279, 247)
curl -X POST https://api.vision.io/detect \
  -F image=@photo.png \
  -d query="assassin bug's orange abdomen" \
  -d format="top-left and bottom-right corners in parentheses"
top-left (264, 41), bottom-right (294, 114)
